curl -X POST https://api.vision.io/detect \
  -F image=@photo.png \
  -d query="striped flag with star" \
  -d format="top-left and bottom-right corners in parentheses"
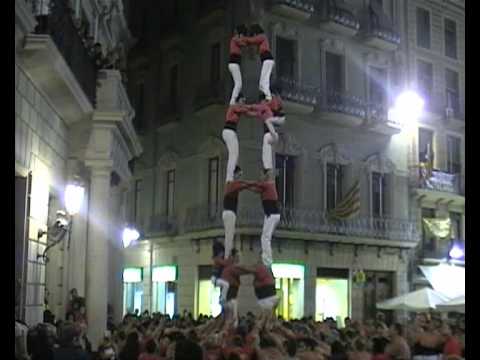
top-left (328, 180), bottom-right (361, 220)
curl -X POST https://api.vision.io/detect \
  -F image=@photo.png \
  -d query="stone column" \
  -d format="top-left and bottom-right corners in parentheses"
top-left (85, 165), bottom-right (111, 350)
top-left (304, 262), bottom-right (316, 318)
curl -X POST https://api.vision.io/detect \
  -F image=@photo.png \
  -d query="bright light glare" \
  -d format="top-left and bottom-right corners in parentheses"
top-left (122, 227), bottom-right (140, 248)
top-left (65, 184), bottom-right (85, 215)
top-left (272, 264), bottom-right (305, 279)
top-left (449, 245), bottom-right (464, 259)
top-left (389, 91), bottom-right (424, 125)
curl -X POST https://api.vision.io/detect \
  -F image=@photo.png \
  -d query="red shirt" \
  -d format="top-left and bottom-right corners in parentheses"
top-left (253, 181), bottom-right (278, 201)
top-left (246, 34), bottom-right (271, 54)
top-left (444, 336), bottom-right (462, 356)
top-left (268, 96), bottom-right (283, 113)
top-left (221, 264), bottom-right (249, 287)
top-left (226, 104), bottom-right (249, 124)
top-left (253, 264), bottom-right (275, 288)
top-left (213, 256), bottom-right (233, 268)
top-left (248, 103), bottom-right (273, 121)
top-left (230, 36), bottom-right (247, 55)
top-left (224, 181), bottom-right (250, 197)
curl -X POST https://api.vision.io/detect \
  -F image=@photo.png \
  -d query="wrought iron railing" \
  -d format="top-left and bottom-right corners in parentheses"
top-left (319, 92), bottom-right (367, 118)
top-left (184, 205), bottom-right (419, 242)
top-left (363, 5), bottom-right (400, 44)
top-left (277, 78), bottom-right (321, 106)
top-left (33, 0), bottom-right (97, 107)
top-left (270, 0), bottom-right (318, 13)
top-left (326, 4), bottom-right (360, 30)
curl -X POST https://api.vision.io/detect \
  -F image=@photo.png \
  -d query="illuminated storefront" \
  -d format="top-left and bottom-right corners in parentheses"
top-left (272, 263), bottom-right (304, 320)
top-left (152, 265), bottom-right (177, 317)
top-left (196, 265), bottom-right (221, 318)
top-left (315, 268), bottom-right (350, 325)
top-left (123, 268), bottom-right (143, 315)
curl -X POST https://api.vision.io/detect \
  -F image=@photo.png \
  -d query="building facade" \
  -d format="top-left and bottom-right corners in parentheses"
top-left (121, 0), bottom-right (463, 323)
top-left (15, 0), bottom-right (142, 349)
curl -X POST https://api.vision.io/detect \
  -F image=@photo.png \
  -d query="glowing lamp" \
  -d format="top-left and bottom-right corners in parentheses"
top-left (122, 227), bottom-right (140, 248)
top-left (65, 184), bottom-right (85, 215)
top-left (389, 91), bottom-right (424, 125)
top-left (449, 245), bottom-right (464, 260)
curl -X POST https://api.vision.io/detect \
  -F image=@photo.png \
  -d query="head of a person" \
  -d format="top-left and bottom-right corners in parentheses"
top-left (284, 338), bottom-right (298, 357)
top-left (233, 166), bottom-right (243, 180)
top-left (134, 309), bottom-right (139, 316)
top-left (261, 168), bottom-right (274, 181)
top-left (213, 240), bottom-right (225, 258)
top-left (354, 338), bottom-right (367, 352)
top-left (390, 323), bottom-right (404, 337)
top-left (249, 24), bottom-right (264, 36)
top-left (145, 338), bottom-right (157, 354)
top-left (43, 310), bottom-right (55, 324)
top-left (344, 317), bottom-right (352, 327)
top-left (235, 24), bottom-right (248, 37)
top-left (79, 305), bottom-right (86, 315)
top-left (70, 288), bottom-right (78, 299)
top-left (235, 92), bottom-right (246, 105)
top-left (376, 323), bottom-right (389, 338)
top-left (174, 338), bottom-right (203, 360)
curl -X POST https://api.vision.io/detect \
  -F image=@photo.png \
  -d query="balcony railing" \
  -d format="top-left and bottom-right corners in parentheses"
top-left (148, 215), bottom-right (178, 236)
top-left (32, 0), bottom-right (97, 107)
top-left (412, 170), bottom-right (464, 195)
top-left (318, 92), bottom-right (367, 118)
top-left (277, 78), bottom-right (320, 107)
top-left (270, 0), bottom-right (317, 14)
top-left (324, 3), bottom-right (360, 31)
top-left (184, 205), bottom-right (419, 242)
top-left (361, 5), bottom-right (400, 48)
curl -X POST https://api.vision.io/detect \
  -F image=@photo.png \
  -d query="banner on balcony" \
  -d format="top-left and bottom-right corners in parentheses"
top-left (422, 218), bottom-right (451, 239)
top-left (328, 180), bottom-right (360, 220)
top-left (423, 171), bottom-right (457, 193)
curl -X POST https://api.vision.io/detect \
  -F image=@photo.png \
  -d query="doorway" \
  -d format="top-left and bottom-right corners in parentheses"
top-left (272, 263), bottom-right (304, 320)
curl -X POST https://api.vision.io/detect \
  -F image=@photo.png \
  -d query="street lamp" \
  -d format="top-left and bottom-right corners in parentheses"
top-left (122, 226), bottom-right (140, 248)
top-left (449, 243), bottom-right (464, 260)
top-left (65, 183), bottom-right (85, 216)
top-left (389, 90), bottom-right (425, 125)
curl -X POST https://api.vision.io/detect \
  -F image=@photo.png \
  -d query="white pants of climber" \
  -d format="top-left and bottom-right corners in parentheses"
top-left (222, 210), bottom-right (236, 258)
top-left (222, 128), bottom-right (239, 182)
top-left (262, 116), bottom-right (285, 170)
top-left (211, 277), bottom-right (230, 306)
top-left (226, 298), bottom-right (239, 327)
top-left (228, 63), bottom-right (242, 105)
top-left (257, 295), bottom-right (279, 311)
top-left (261, 214), bottom-right (281, 267)
top-left (259, 59), bottom-right (275, 100)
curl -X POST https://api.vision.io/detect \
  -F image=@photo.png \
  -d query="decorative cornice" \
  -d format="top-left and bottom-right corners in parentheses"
top-left (198, 136), bottom-right (225, 158)
top-left (363, 153), bottom-right (396, 174)
top-left (314, 143), bottom-right (351, 164)
top-left (158, 149), bottom-right (180, 170)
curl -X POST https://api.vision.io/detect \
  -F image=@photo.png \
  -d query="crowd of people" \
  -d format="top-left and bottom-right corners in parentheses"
top-left (16, 305), bottom-right (465, 360)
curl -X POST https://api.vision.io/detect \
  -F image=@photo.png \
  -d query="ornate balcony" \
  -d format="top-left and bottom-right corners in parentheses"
top-left (360, 4), bottom-right (400, 51)
top-left (410, 169), bottom-right (464, 208)
top-left (148, 215), bottom-right (178, 236)
top-left (277, 77), bottom-right (320, 114)
top-left (184, 206), bottom-right (419, 244)
top-left (364, 103), bottom-right (401, 135)
top-left (18, 0), bottom-right (96, 124)
top-left (316, 1), bottom-right (360, 37)
top-left (316, 91), bottom-right (366, 127)
top-left (269, 0), bottom-right (317, 21)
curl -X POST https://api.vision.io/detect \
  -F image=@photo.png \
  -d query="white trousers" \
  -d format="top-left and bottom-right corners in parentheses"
top-left (259, 59), bottom-right (275, 100)
top-left (226, 298), bottom-right (238, 327)
top-left (261, 214), bottom-right (281, 267)
top-left (222, 128), bottom-right (239, 182)
top-left (257, 295), bottom-right (279, 311)
top-left (228, 63), bottom-right (242, 105)
top-left (262, 132), bottom-right (275, 171)
top-left (212, 277), bottom-right (230, 305)
top-left (222, 210), bottom-right (236, 258)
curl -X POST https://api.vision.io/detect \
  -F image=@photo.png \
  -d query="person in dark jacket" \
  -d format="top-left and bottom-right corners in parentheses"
top-left (52, 324), bottom-right (89, 360)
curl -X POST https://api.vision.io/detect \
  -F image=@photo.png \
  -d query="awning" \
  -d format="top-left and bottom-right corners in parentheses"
top-left (376, 287), bottom-right (450, 312)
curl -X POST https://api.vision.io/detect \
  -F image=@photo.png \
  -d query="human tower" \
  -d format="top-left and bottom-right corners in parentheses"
top-left (210, 24), bottom-right (287, 326)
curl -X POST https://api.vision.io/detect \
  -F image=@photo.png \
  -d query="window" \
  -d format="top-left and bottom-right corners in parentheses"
top-left (417, 60), bottom-right (433, 106)
top-left (316, 268), bottom-right (349, 323)
top-left (450, 212), bottom-right (462, 241)
top-left (210, 43), bottom-right (220, 85)
top-left (152, 266), bottom-right (177, 318)
top-left (418, 128), bottom-right (434, 163)
top-left (369, 66), bottom-right (387, 106)
top-left (197, 266), bottom-right (221, 317)
top-left (447, 136), bottom-right (461, 174)
top-left (276, 37), bottom-right (296, 79)
top-left (444, 18), bottom-right (457, 59)
top-left (421, 208), bottom-right (436, 252)
top-left (416, 8), bottom-right (430, 49)
top-left (166, 170), bottom-right (175, 216)
top-left (445, 69), bottom-right (460, 116)
top-left (134, 179), bottom-right (143, 225)
top-left (326, 52), bottom-right (344, 93)
top-left (208, 157), bottom-right (219, 216)
top-left (169, 65), bottom-right (178, 112)
top-left (275, 154), bottom-right (295, 209)
top-left (326, 163), bottom-right (343, 211)
top-left (371, 172), bottom-right (387, 217)
top-left (123, 268), bottom-right (143, 315)
top-left (134, 83), bottom-right (145, 131)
